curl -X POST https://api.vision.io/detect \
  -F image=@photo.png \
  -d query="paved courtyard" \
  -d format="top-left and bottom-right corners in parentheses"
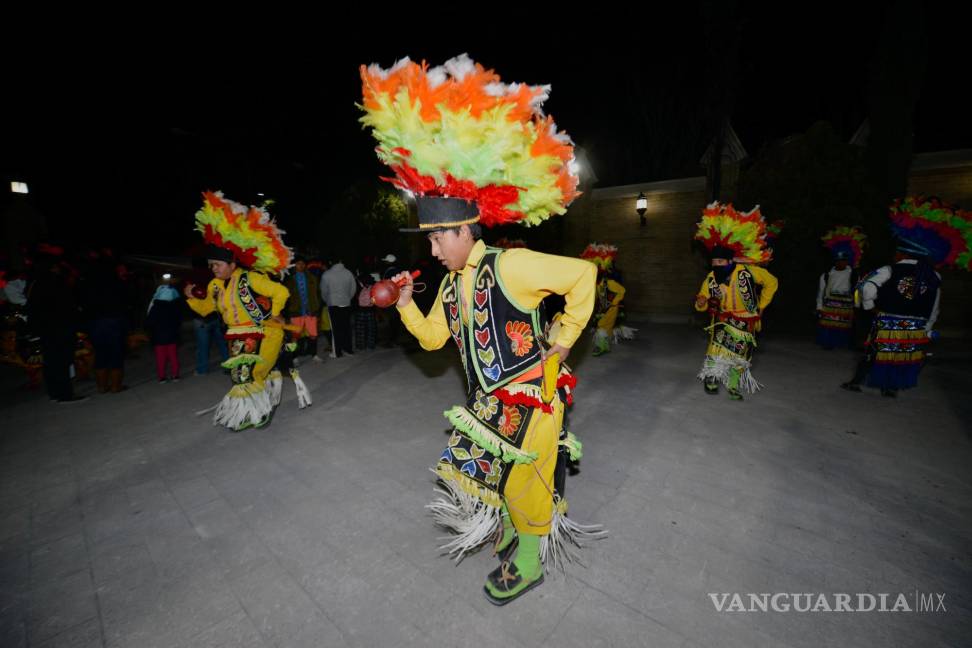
top-left (1, 323), bottom-right (970, 647)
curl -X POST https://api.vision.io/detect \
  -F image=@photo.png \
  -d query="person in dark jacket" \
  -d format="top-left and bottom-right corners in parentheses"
top-left (81, 255), bottom-right (129, 392)
top-left (283, 257), bottom-right (322, 358)
top-left (146, 276), bottom-right (183, 382)
top-left (27, 247), bottom-right (87, 403)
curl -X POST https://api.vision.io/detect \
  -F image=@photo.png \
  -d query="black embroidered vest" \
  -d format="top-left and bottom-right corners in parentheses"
top-left (440, 248), bottom-right (545, 394)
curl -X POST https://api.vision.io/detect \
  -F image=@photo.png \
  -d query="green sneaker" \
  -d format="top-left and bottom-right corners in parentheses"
top-left (495, 534), bottom-right (518, 563)
top-left (483, 561), bottom-right (544, 606)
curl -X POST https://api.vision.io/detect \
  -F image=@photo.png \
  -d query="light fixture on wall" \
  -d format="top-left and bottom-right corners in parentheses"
top-left (636, 192), bottom-right (647, 226)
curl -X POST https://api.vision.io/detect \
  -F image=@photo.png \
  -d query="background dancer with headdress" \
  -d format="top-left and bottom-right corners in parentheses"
top-left (184, 192), bottom-right (311, 431)
top-left (693, 203), bottom-right (778, 400)
top-left (842, 197), bottom-right (971, 397)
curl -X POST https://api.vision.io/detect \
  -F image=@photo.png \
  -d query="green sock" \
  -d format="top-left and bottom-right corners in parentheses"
top-left (496, 504), bottom-right (516, 553)
top-left (512, 533), bottom-right (542, 579)
top-left (485, 533), bottom-right (543, 599)
top-left (593, 331), bottom-right (610, 355)
top-left (727, 367), bottom-right (741, 392)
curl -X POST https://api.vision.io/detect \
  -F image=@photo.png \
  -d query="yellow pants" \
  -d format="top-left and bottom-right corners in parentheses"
top-left (597, 305), bottom-right (619, 333)
top-left (252, 327), bottom-right (283, 386)
top-left (502, 397), bottom-right (562, 535)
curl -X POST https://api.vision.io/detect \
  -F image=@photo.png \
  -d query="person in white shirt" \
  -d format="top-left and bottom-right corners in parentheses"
top-left (319, 259), bottom-right (359, 357)
top-left (816, 252), bottom-right (856, 349)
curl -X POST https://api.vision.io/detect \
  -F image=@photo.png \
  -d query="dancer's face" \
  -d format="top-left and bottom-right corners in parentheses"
top-left (428, 226), bottom-right (474, 272)
top-left (208, 260), bottom-right (236, 280)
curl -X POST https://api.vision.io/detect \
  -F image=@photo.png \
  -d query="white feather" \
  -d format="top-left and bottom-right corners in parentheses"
top-left (427, 66), bottom-right (447, 88)
top-left (444, 53), bottom-right (475, 81)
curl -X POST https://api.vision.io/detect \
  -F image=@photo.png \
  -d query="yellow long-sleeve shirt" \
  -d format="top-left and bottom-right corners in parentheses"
top-left (694, 264), bottom-right (778, 317)
top-left (399, 240), bottom-right (597, 352)
top-left (600, 278), bottom-right (625, 308)
top-left (186, 268), bottom-right (290, 327)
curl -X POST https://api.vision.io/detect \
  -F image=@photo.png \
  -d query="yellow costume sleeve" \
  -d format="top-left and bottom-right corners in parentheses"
top-left (749, 265), bottom-right (779, 312)
top-left (606, 278), bottom-right (625, 306)
top-left (186, 279), bottom-right (218, 317)
top-left (497, 249), bottom-right (597, 349)
top-left (247, 272), bottom-right (291, 317)
top-left (398, 280), bottom-right (451, 351)
top-left (694, 274), bottom-right (713, 312)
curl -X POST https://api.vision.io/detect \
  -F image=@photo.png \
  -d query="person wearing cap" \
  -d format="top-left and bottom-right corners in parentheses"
top-left (362, 55), bottom-right (603, 605)
top-left (840, 197), bottom-right (969, 397)
top-left (693, 203), bottom-right (778, 400)
top-left (816, 227), bottom-right (867, 350)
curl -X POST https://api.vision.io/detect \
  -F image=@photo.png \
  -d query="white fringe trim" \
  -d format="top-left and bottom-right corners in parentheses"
top-left (427, 473), bottom-right (607, 570)
top-left (290, 369), bottom-right (312, 409)
top-left (267, 371), bottom-right (283, 406)
top-left (425, 471), bottom-right (501, 563)
top-left (540, 501), bottom-right (607, 573)
top-left (697, 355), bottom-right (762, 393)
top-left (613, 326), bottom-right (638, 343)
top-left (213, 387), bottom-right (274, 430)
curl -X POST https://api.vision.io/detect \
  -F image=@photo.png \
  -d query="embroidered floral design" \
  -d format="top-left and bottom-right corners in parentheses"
top-left (472, 389), bottom-right (499, 420)
top-left (497, 405), bottom-right (522, 437)
top-left (505, 321), bottom-right (534, 357)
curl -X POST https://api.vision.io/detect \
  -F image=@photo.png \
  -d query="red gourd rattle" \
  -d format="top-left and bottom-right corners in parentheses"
top-left (370, 270), bottom-right (422, 308)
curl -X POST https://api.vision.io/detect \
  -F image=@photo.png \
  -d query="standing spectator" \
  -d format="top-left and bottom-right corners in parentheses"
top-left (354, 272), bottom-right (379, 351)
top-left (146, 274), bottom-right (183, 382)
top-left (81, 254), bottom-right (129, 393)
top-left (379, 253), bottom-right (403, 347)
top-left (27, 245), bottom-right (87, 402)
top-left (320, 258), bottom-right (357, 357)
top-left (188, 257), bottom-right (229, 375)
top-left (284, 257), bottom-right (322, 360)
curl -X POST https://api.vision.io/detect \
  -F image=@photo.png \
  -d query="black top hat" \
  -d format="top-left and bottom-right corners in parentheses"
top-left (205, 244), bottom-right (235, 263)
top-left (400, 197), bottom-right (480, 233)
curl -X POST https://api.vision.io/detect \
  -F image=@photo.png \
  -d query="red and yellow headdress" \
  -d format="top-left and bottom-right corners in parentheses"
top-left (194, 191), bottom-right (293, 275)
top-left (359, 54), bottom-right (580, 228)
top-left (694, 202), bottom-right (772, 265)
top-left (580, 243), bottom-right (618, 271)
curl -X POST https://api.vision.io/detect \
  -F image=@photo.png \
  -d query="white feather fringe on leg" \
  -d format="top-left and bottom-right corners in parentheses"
top-left (290, 369), bottom-right (312, 409)
top-left (613, 326), bottom-right (638, 343)
top-left (697, 355), bottom-right (761, 393)
top-left (213, 386), bottom-right (274, 430)
top-left (540, 498), bottom-right (608, 573)
top-left (425, 472), bottom-right (501, 563)
top-left (267, 370), bottom-right (283, 406)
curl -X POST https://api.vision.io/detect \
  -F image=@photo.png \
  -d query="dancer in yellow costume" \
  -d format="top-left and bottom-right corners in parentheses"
top-left (360, 54), bottom-right (604, 605)
top-left (185, 191), bottom-right (311, 431)
top-left (580, 243), bottom-right (635, 355)
top-left (693, 203), bottom-right (778, 400)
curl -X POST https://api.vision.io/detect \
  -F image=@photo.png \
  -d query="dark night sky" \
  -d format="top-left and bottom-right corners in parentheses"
top-left (2, 4), bottom-right (967, 256)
